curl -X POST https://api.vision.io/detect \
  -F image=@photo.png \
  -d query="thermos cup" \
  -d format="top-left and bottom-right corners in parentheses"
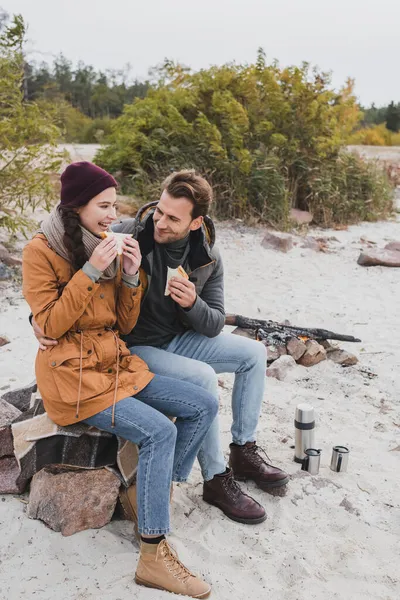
top-left (330, 446), bottom-right (349, 472)
top-left (294, 403), bottom-right (315, 463)
top-left (301, 448), bottom-right (321, 475)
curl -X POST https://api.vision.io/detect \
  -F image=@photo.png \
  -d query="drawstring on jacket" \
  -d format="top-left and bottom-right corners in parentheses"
top-left (109, 329), bottom-right (120, 428)
top-left (75, 328), bottom-right (120, 427)
top-left (75, 331), bottom-right (84, 420)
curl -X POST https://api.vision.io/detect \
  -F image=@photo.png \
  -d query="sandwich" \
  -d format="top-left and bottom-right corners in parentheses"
top-left (165, 265), bottom-right (189, 296)
top-left (99, 231), bottom-right (130, 255)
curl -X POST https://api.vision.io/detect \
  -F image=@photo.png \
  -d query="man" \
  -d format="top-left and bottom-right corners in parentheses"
top-left (34, 169), bottom-right (289, 524)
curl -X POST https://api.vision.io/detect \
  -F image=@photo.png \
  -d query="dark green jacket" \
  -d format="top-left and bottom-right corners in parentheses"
top-left (112, 202), bottom-right (225, 338)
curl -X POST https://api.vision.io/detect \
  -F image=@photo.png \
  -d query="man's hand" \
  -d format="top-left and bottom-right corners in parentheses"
top-left (32, 317), bottom-right (58, 351)
top-left (168, 277), bottom-right (197, 309)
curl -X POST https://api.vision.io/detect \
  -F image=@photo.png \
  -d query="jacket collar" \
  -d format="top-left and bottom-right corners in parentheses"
top-left (136, 202), bottom-right (216, 271)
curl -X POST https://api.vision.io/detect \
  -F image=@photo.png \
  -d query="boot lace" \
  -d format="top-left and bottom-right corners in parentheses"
top-left (222, 472), bottom-right (245, 500)
top-left (157, 540), bottom-right (194, 584)
top-left (244, 443), bottom-right (272, 467)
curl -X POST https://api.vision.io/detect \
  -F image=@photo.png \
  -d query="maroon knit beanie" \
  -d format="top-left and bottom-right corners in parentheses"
top-left (60, 161), bottom-right (117, 207)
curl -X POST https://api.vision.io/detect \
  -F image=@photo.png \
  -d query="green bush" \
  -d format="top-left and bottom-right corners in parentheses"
top-left (306, 152), bottom-right (394, 226)
top-left (96, 54), bottom-right (394, 227)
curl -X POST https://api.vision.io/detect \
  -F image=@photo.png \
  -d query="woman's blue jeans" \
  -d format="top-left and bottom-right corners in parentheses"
top-left (83, 374), bottom-right (218, 535)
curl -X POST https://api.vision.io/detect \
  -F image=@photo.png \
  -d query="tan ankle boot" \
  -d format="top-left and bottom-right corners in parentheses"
top-left (120, 483), bottom-right (174, 542)
top-left (135, 539), bottom-right (211, 598)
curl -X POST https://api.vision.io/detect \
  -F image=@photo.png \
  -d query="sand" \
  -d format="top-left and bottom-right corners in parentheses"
top-left (0, 184), bottom-right (399, 600)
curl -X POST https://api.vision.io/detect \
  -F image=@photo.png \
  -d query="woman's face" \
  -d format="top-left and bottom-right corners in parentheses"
top-left (77, 187), bottom-right (117, 235)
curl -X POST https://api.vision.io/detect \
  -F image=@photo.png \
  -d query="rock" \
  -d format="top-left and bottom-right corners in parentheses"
top-left (27, 466), bottom-right (121, 536)
top-left (261, 231), bottom-right (293, 253)
top-left (357, 249), bottom-right (400, 267)
top-left (0, 245), bottom-right (22, 267)
top-left (385, 241), bottom-right (400, 252)
top-left (1, 381), bottom-right (37, 412)
top-left (297, 340), bottom-right (327, 367)
top-left (320, 340), bottom-right (335, 351)
top-left (327, 349), bottom-right (358, 366)
top-left (116, 195), bottom-right (140, 218)
top-left (0, 426), bottom-right (14, 458)
top-left (286, 337), bottom-right (307, 361)
top-left (265, 345), bottom-right (281, 362)
top-left (301, 236), bottom-right (321, 251)
top-left (0, 456), bottom-right (23, 494)
top-left (231, 327), bottom-right (256, 340)
top-left (0, 262), bottom-right (13, 281)
top-left (0, 398), bottom-right (21, 428)
top-left (289, 209), bottom-right (313, 225)
top-left (267, 355), bottom-right (297, 380)
top-left (0, 335), bottom-right (10, 347)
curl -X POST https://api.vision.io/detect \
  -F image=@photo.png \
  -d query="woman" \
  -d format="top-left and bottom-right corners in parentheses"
top-left (22, 161), bottom-right (217, 599)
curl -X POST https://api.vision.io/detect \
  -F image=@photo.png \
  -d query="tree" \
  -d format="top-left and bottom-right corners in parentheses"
top-left (0, 14), bottom-right (62, 232)
top-left (386, 101), bottom-right (400, 133)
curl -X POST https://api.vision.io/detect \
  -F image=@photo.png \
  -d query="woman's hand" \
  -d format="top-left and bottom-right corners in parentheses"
top-left (122, 237), bottom-right (141, 276)
top-left (89, 237), bottom-right (118, 272)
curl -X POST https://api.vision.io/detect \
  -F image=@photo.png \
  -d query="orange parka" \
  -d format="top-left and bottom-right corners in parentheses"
top-left (22, 234), bottom-right (154, 426)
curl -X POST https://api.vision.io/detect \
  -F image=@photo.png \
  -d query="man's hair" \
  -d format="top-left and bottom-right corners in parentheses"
top-left (161, 170), bottom-right (212, 219)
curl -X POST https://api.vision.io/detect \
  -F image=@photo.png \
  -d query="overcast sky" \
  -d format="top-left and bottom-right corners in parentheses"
top-left (3, 0), bottom-right (399, 106)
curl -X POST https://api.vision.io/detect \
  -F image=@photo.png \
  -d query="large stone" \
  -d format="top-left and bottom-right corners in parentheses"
top-left (267, 355), bottom-right (297, 381)
top-left (116, 195), bottom-right (140, 217)
top-left (0, 456), bottom-right (23, 494)
top-left (327, 349), bottom-right (358, 366)
top-left (357, 249), bottom-right (400, 267)
top-left (261, 231), bottom-right (293, 253)
top-left (286, 337), bottom-right (307, 361)
top-left (0, 244), bottom-right (22, 267)
top-left (0, 426), bottom-right (14, 458)
top-left (385, 241), bottom-right (400, 253)
top-left (297, 340), bottom-right (327, 367)
top-left (0, 398), bottom-right (21, 428)
top-left (289, 209), bottom-right (313, 225)
top-left (1, 381), bottom-right (37, 412)
top-left (27, 466), bottom-right (121, 536)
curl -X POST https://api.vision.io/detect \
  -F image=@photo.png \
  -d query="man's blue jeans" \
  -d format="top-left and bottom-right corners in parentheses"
top-left (129, 331), bottom-right (266, 481)
top-left (83, 374), bottom-right (218, 535)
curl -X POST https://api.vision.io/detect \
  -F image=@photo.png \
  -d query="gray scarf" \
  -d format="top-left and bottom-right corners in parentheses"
top-left (40, 205), bottom-right (119, 280)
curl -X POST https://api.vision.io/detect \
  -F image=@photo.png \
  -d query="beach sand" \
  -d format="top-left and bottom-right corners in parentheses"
top-left (0, 184), bottom-right (399, 600)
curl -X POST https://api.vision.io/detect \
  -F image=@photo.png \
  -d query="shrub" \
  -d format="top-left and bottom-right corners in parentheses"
top-left (96, 55), bottom-right (393, 227)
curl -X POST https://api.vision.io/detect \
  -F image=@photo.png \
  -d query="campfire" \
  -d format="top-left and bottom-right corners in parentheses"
top-left (225, 314), bottom-right (360, 368)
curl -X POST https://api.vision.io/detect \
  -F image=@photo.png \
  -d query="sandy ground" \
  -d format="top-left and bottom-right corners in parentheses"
top-left (0, 185), bottom-right (399, 600)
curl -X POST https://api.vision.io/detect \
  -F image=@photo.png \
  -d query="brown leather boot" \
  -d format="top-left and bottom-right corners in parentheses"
top-left (229, 442), bottom-right (289, 490)
top-left (203, 468), bottom-right (266, 524)
top-left (135, 539), bottom-right (211, 598)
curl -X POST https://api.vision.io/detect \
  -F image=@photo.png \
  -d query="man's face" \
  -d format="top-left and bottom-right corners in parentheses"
top-left (153, 190), bottom-right (203, 244)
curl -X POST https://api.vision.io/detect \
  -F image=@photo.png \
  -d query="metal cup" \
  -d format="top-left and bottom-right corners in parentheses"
top-left (330, 446), bottom-right (349, 472)
top-left (301, 448), bottom-right (321, 475)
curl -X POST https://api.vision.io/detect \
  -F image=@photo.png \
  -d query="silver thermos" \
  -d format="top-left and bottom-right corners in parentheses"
top-left (330, 446), bottom-right (349, 472)
top-left (294, 403), bottom-right (315, 463)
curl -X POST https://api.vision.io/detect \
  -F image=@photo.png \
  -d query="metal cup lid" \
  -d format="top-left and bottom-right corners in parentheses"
top-left (332, 445), bottom-right (349, 454)
top-left (304, 448), bottom-right (321, 456)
